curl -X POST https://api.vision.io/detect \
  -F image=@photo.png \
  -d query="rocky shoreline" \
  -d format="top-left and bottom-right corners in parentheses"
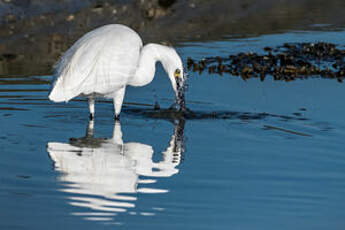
top-left (1, 0), bottom-right (345, 76)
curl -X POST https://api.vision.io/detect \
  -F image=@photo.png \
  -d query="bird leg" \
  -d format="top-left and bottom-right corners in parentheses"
top-left (114, 114), bottom-right (120, 121)
top-left (88, 98), bottom-right (95, 120)
top-left (113, 87), bottom-right (126, 120)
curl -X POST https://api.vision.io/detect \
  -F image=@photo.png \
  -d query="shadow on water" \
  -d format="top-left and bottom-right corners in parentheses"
top-left (46, 118), bottom-right (186, 224)
top-left (125, 107), bottom-right (310, 122)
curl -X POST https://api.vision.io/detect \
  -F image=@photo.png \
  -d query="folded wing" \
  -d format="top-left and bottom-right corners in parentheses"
top-left (49, 24), bottom-right (143, 102)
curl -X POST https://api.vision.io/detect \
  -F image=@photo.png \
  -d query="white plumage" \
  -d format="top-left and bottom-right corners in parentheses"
top-left (49, 24), bottom-right (184, 119)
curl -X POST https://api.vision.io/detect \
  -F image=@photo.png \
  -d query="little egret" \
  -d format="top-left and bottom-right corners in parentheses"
top-left (48, 24), bottom-right (184, 120)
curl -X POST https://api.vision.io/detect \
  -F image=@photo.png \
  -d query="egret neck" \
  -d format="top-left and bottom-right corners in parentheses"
top-left (129, 43), bottom-right (174, 87)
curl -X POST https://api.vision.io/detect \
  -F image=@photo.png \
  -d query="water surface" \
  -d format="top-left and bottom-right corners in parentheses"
top-left (1, 30), bottom-right (345, 230)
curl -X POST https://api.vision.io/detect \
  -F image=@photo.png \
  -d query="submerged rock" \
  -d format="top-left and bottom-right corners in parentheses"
top-left (187, 42), bottom-right (345, 82)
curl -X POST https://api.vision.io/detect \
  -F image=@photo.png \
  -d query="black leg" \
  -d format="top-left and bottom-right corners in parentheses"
top-left (154, 101), bottom-right (160, 110)
top-left (89, 113), bottom-right (94, 120)
top-left (114, 114), bottom-right (120, 121)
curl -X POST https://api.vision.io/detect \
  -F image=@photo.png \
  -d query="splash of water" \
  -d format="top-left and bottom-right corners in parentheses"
top-left (175, 70), bottom-right (189, 112)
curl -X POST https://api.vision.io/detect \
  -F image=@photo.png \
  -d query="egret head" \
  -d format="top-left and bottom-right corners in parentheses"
top-left (159, 47), bottom-right (184, 97)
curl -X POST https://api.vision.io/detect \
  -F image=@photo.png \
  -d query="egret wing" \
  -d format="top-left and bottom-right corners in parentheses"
top-left (50, 25), bottom-right (142, 101)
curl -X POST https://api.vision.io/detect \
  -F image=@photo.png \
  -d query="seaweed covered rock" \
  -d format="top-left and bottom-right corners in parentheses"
top-left (187, 42), bottom-right (345, 82)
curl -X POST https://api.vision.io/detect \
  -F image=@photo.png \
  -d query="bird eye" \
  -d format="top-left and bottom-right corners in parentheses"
top-left (174, 69), bottom-right (181, 78)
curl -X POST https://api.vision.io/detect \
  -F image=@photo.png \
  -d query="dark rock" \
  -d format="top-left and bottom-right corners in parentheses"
top-left (2, 53), bottom-right (17, 61)
top-left (187, 42), bottom-right (345, 83)
top-left (158, 0), bottom-right (176, 8)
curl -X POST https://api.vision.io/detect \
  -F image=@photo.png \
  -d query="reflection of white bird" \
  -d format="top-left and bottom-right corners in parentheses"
top-left (47, 119), bottom-right (185, 222)
top-left (48, 24), bottom-right (184, 120)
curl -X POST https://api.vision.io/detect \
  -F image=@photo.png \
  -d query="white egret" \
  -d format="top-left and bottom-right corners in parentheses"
top-left (48, 24), bottom-right (184, 120)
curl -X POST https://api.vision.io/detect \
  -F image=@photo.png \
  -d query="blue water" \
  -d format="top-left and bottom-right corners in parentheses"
top-left (1, 30), bottom-right (345, 230)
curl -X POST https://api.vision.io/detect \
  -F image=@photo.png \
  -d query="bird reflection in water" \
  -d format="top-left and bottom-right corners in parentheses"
top-left (47, 119), bottom-right (185, 223)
